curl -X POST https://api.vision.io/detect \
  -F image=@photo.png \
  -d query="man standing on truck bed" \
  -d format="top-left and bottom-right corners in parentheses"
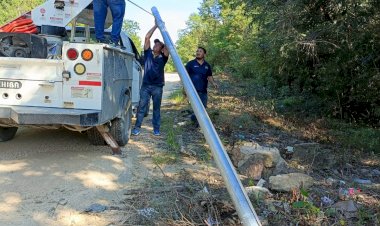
top-left (132, 23), bottom-right (169, 136)
top-left (93, 0), bottom-right (125, 45)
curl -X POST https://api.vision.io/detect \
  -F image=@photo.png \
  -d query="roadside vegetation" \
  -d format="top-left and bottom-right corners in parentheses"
top-left (156, 76), bottom-right (380, 225)
top-left (176, 0), bottom-right (379, 130)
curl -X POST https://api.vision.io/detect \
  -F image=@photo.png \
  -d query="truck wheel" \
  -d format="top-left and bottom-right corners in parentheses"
top-left (87, 127), bottom-right (106, 145)
top-left (110, 104), bottom-right (132, 146)
top-left (0, 127), bottom-right (18, 142)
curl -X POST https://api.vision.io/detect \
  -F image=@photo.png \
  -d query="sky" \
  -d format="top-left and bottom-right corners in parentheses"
top-left (124, 0), bottom-right (202, 43)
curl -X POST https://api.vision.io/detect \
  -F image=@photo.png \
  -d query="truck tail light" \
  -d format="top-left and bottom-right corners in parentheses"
top-left (74, 63), bottom-right (86, 75)
top-left (81, 49), bottom-right (93, 61)
top-left (67, 48), bottom-right (78, 60)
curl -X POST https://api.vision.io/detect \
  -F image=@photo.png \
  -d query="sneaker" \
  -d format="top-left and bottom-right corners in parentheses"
top-left (153, 129), bottom-right (161, 136)
top-left (131, 128), bottom-right (140, 136)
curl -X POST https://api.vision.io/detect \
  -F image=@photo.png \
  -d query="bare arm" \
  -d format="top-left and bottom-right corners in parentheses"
top-left (144, 24), bottom-right (158, 50)
top-left (208, 76), bottom-right (219, 89)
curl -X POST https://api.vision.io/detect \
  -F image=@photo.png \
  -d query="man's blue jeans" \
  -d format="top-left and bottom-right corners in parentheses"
top-left (93, 0), bottom-right (125, 44)
top-left (135, 85), bottom-right (163, 131)
top-left (191, 92), bottom-right (208, 123)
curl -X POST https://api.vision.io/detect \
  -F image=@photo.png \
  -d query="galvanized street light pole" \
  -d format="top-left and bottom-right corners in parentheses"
top-left (151, 7), bottom-right (262, 226)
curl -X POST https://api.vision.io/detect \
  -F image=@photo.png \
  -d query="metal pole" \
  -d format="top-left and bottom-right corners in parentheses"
top-left (151, 7), bottom-right (262, 226)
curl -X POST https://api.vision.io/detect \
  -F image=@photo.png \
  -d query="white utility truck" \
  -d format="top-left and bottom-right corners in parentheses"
top-left (0, 0), bottom-right (143, 149)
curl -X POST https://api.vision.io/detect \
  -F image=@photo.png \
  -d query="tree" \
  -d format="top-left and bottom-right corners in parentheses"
top-left (122, 19), bottom-right (142, 53)
top-left (0, 0), bottom-right (44, 25)
top-left (176, 0), bottom-right (380, 124)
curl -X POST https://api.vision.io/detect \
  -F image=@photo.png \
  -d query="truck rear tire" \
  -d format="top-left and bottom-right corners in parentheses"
top-left (87, 127), bottom-right (106, 145)
top-left (110, 104), bottom-right (132, 146)
top-left (0, 127), bottom-right (18, 142)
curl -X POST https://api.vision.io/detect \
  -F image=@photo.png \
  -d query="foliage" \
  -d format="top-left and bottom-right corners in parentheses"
top-left (122, 19), bottom-right (142, 53)
top-left (176, 0), bottom-right (380, 126)
top-left (165, 58), bottom-right (176, 73)
top-left (0, 0), bottom-right (44, 25)
top-left (169, 89), bottom-right (187, 105)
top-left (330, 122), bottom-right (380, 153)
top-left (292, 188), bottom-right (320, 216)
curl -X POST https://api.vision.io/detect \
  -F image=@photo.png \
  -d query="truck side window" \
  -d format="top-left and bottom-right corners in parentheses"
top-left (128, 38), bottom-right (142, 64)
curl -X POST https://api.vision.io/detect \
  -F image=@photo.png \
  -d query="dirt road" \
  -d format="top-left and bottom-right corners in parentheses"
top-left (0, 74), bottom-right (186, 226)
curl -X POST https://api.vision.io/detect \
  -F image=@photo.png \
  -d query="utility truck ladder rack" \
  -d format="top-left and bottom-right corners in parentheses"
top-left (32, 0), bottom-right (99, 27)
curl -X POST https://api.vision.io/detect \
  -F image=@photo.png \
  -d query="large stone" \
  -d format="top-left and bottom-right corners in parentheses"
top-left (238, 155), bottom-right (265, 180)
top-left (269, 173), bottom-right (314, 192)
top-left (238, 143), bottom-right (282, 168)
top-left (272, 158), bottom-right (291, 175)
top-left (245, 186), bottom-right (272, 199)
top-left (292, 143), bottom-right (336, 169)
top-left (333, 200), bottom-right (358, 218)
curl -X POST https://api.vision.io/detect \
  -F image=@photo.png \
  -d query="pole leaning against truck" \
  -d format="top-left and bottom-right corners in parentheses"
top-left (0, 0), bottom-right (143, 152)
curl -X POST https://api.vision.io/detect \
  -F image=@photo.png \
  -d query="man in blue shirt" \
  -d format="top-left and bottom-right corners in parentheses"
top-left (132, 23), bottom-right (169, 136)
top-left (186, 47), bottom-right (218, 126)
top-left (93, 0), bottom-right (125, 45)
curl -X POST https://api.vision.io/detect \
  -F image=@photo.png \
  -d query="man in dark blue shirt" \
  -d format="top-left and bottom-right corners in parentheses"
top-left (132, 23), bottom-right (169, 136)
top-left (185, 47), bottom-right (218, 126)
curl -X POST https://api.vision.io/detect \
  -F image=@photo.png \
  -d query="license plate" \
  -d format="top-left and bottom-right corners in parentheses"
top-left (0, 80), bottom-right (22, 89)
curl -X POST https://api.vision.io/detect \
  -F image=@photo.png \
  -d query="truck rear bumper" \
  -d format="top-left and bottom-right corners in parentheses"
top-left (0, 105), bottom-right (101, 126)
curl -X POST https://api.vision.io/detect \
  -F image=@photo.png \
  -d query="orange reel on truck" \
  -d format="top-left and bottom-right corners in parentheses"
top-left (0, 17), bottom-right (37, 34)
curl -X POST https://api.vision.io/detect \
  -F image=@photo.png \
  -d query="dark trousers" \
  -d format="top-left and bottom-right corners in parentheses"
top-left (191, 92), bottom-right (208, 123)
top-left (135, 85), bottom-right (163, 130)
top-left (93, 0), bottom-right (125, 43)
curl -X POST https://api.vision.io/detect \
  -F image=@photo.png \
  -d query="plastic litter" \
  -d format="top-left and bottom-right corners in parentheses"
top-left (285, 146), bottom-right (294, 153)
top-left (256, 179), bottom-right (266, 187)
top-left (338, 188), bottom-right (349, 200)
top-left (321, 196), bottom-right (334, 206)
top-left (137, 208), bottom-right (158, 218)
top-left (84, 203), bottom-right (107, 213)
top-left (348, 187), bottom-right (361, 195)
top-left (326, 177), bottom-right (336, 186)
top-left (353, 178), bottom-right (372, 184)
top-left (338, 187), bottom-right (361, 200)
top-left (372, 169), bottom-right (380, 176)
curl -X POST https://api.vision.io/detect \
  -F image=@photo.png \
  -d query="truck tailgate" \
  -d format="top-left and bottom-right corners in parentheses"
top-left (0, 58), bottom-right (63, 108)
top-left (0, 58), bottom-right (63, 81)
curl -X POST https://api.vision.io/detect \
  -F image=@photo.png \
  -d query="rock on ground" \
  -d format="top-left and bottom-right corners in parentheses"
top-left (238, 143), bottom-right (282, 168)
top-left (245, 186), bottom-right (272, 199)
top-left (238, 154), bottom-right (265, 180)
top-left (291, 143), bottom-right (336, 169)
top-left (269, 173), bottom-right (314, 192)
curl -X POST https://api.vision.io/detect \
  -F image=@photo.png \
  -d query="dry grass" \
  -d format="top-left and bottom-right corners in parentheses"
top-left (141, 76), bottom-right (380, 226)
top-left (120, 181), bottom-right (240, 226)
